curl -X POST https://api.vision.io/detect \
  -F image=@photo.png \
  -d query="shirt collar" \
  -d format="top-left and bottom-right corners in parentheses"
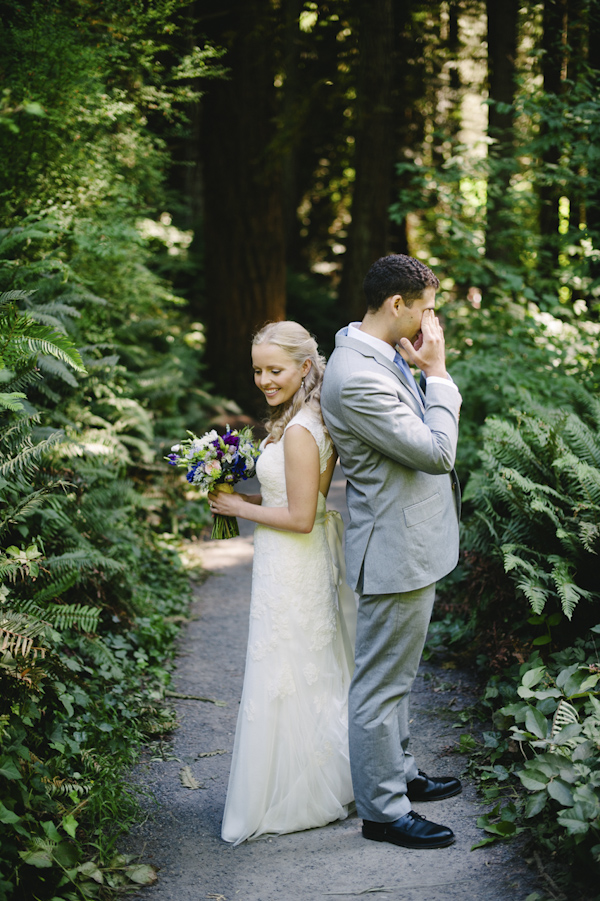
top-left (347, 322), bottom-right (396, 362)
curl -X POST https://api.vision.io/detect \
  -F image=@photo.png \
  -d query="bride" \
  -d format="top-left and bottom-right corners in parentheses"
top-left (208, 320), bottom-right (356, 845)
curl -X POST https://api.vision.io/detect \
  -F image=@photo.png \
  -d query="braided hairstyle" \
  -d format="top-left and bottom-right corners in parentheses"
top-left (252, 321), bottom-right (327, 443)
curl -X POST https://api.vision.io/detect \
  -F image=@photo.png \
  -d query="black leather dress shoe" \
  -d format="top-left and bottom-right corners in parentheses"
top-left (362, 811), bottom-right (455, 849)
top-left (406, 770), bottom-right (462, 802)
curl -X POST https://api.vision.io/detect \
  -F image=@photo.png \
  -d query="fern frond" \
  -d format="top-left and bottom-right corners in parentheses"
top-left (0, 391), bottom-right (26, 412)
top-left (551, 698), bottom-right (579, 736)
top-left (564, 414), bottom-right (600, 467)
top-left (0, 485), bottom-right (59, 538)
top-left (78, 635), bottom-right (124, 676)
top-left (0, 290), bottom-right (34, 307)
top-left (0, 657), bottom-right (48, 689)
top-left (44, 549), bottom-right (126, 577)
top-left (26, 312), bottom-right (67, 333)
top-left (2, 368), bottom-right (43, 395)
top-left (36, 354), bottom-right (79, 387)
top-left (12, 335), bottom-right (86, 373)
top-left (0, 430), bottom-right (63, 478)
top-left (44, 603), bottom-right (101, 633)
top-left (517, 580), bottom-right (550, 614)
top-left (549, 558), bottom-right (593, 619)
top-left (27, 300), bottom-right (82, 320)
top-left (43, 776), bottom-right (93, 798)
top-left (578, 521), bottom-right (600, 555)
top-left (0, 610), bottom-right (53, 659)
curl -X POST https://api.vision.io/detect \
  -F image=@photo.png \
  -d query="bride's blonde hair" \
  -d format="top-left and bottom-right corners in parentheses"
top-left (252, 321), bottom-right (327, 442)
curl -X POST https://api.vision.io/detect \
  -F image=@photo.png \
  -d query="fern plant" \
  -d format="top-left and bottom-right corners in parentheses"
top-left (464, 389), bottom-right (600, 627)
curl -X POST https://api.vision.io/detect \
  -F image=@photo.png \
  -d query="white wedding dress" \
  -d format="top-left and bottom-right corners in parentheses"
top-left (221, 406), bottom-right (356, 845)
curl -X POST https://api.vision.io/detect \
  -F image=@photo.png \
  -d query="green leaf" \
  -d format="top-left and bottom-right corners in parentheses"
top-left (124, 864), bottom-right (157, 885)
top-left (572, 740), bottom-right (595, 762)
top-left (0, 801), bottom-right (21, 824)
top-left (572, 785), bottom-right (600, 818)
top-left (19, 849), bottom-right (54, 868)
top-left (518, 769), bottom-right (549, 791)
top-left (0, 757), bottom-right (22, 780)
top-left (546, 779), bottom-right (574, 807)
top-left (521, 666), bottom-right (546, 689)
top-left (61, 813), bottom-right (78, 839)
top-left (524, 792), bottom-right (547, 818)
top-left (42, 820), bottom-right (62, 843)
top-left (552, 722), bottom-right (582, 745)
top-left (525, 706), bottom-right (548, 739)
top-left (557, 805), bottom-right (591, 835)
top-left (78, 861), bottom-right (104, 884)
top-left (471, 836), bottom-right (498, 849)
top-left (53, 841), bottom-right (79, 868)
top-left (563, 671), bottom-right (593, 696)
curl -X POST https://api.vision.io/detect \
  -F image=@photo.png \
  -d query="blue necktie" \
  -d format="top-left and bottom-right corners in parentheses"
top-left (393, 351), bottom-right (421, 401)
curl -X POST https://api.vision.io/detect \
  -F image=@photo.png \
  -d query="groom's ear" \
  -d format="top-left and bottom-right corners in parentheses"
top-left (390, 294), bottom-right (404, 313)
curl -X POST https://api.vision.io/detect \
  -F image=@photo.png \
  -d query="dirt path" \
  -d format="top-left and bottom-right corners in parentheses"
top-left (126, 469), bottom-right (543, 901)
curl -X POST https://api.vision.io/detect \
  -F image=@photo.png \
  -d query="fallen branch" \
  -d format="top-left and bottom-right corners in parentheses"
top-left (165, 689), bottom-right (226, 706)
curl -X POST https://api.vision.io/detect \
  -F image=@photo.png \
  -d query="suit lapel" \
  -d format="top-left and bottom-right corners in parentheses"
top-left (335, 332), bottom-right (425, 416)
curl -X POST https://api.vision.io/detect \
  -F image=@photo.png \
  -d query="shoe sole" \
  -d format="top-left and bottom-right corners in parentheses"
top-left (362, 828), bottom-right (455, 849)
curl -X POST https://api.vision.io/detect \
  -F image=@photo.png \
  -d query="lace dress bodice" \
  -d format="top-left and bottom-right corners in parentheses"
top-left (256, 405), bottom-right (333, 508)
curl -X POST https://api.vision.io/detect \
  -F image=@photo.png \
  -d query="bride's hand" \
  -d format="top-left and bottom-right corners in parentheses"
top-left (207, 489), bottom-right (242, 517)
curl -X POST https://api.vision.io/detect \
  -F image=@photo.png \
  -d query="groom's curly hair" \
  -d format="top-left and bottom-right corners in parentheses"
top-left (363, 254), bottom-right (439, 311)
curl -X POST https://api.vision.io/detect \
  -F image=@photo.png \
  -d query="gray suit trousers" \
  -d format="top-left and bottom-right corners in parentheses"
top-left (348, 582), bottom-right (436, 822)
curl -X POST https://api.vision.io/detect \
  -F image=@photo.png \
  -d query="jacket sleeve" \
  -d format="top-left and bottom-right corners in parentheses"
top-left (339, 370), bottom-right (461, 475)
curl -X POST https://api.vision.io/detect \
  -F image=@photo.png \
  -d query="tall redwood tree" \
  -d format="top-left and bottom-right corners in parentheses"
top-left (485, 0), bottom-right (519, 263)
top-left (199, 0), bottom-right (286, 414)
top-left (337, 0), bottom-right (395, 321)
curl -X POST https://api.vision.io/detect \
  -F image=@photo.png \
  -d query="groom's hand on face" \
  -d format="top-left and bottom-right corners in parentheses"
top-left (399, 310), bottom-right (449, 380)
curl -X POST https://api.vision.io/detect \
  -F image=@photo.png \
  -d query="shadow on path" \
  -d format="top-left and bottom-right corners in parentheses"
top-left (125, 468), bottom-right (543, 901)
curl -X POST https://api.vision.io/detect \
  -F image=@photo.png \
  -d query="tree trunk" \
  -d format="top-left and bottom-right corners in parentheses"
top-left (538, 0), bottom-right (568, 281)
top-left (485, 0), bottom-right (519, 263)
top-left (586, 0), bottom-right (600, 312)
top-left (280, 0), bottom-right (304, 271)
top-left (566, 0), bottom-right (586, 236)
top-left (338, 0), bottom-right (395, 322)
top-left (199, 0), bottom-right (286, 415)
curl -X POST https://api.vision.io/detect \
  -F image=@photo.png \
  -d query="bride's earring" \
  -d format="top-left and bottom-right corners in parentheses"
top-left (301, 378), bottom-right (305, 389)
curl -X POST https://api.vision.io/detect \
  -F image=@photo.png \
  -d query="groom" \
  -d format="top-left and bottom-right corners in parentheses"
top-left (321, 254), bottom-right (462, 849)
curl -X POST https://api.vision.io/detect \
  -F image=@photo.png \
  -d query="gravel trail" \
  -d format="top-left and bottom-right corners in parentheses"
top-left (126, 469), bottom-right (543, 901)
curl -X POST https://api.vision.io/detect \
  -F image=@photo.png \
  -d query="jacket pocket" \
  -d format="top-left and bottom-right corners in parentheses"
top-left (403, 492), bottom-right (443, 528)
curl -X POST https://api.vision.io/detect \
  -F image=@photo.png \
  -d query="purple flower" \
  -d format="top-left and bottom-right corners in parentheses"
top-left (167, 454), bottom-right (179, 465)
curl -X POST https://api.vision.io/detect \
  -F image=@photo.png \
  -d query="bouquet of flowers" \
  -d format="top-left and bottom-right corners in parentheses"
top-left (166, 425), bottom-right (261, 539)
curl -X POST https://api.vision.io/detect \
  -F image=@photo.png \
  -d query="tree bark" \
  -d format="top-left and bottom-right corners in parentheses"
top-left (585, 0), bottom-right (600, 312)
top-left (538, 0), bottom-right (568, 280)
top-left (485, 0), bottom-right (519, 263)
top-left (338, 0), bottom-right (395, 321)
top-left (199, 0), bottom-right (286, 415)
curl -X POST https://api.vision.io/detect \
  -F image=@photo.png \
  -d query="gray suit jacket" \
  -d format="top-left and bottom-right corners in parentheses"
top-left (321, 329), bottom-right (461, 595)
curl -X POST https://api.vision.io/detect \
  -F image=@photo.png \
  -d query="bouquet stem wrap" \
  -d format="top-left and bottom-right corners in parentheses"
top-left (212, 483), bottom-right (239, 540)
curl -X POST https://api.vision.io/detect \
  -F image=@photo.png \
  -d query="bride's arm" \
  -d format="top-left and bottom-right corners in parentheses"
top-left (207, 425), bottom-right (320, 533)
